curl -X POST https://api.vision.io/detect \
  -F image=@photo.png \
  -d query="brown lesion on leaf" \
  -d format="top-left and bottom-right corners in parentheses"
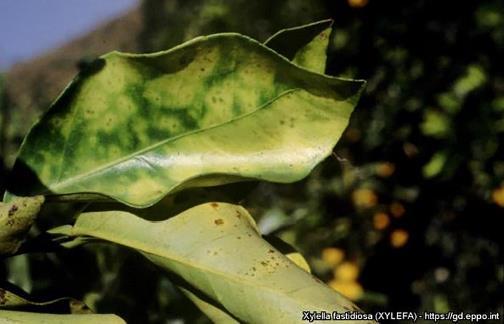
top-left (6, 204), bottom-right (19, 227)
top-left (210, 202), bottom-right (219, 208)
top-left (318, 32), bottom-right (329, 40)
top-left (69, 298), bottom-right (93, 314)
top-left (0, 288), bottom-right (6, 305)
top-left (8, 205), bottom-right (18, 217)
top-left (0, 196), bottom-right (45, 256)
top-left (214, 219), bottom-right (224, 225)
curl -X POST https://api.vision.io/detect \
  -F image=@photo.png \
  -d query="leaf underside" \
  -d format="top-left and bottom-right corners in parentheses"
top-left (49, 202), bottom-right (370, 323)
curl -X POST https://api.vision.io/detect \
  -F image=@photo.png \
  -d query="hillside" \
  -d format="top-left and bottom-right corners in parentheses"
top-left (2, 7), bottom-right (142, 165)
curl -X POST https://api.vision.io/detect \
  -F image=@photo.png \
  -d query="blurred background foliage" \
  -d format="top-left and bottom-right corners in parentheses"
top-left (1, 0), bottom-right (503, 323)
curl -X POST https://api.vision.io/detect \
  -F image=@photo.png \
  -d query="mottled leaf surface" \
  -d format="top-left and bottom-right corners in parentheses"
top-left (7, 27), bottom-right (364, 207)
top-left (49, 203), bottom-right (372, 323)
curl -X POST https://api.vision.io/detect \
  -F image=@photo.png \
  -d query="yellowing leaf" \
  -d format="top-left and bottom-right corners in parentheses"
top-left (0, 196), bottom-right (44, 256)
top-left (49, 203), bottom-right (372, 323)
top-left (0, 287), bottom-right (89, 313)
top-left (0, 287), bottom-right (124, 324)
top-left (6, 27), bottom-right (364, 207)
top-left (0, 311), bottom-right (125, 324)
top-left (180, 287), bottom-right (239, 324)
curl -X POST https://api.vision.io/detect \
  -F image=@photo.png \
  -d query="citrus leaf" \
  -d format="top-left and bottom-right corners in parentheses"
top-left (6, 28), bottom-right (364, 207)
top-left (0, 287), bottom-right (124, 324)
top-left (0, 196), bottom-right (44, 256)
top-left (180, 287), bottom-right (239, 324)
top-left (0, 310), bottom-right (125, 323)
top-left (285, 251), bottom-right (311, 274)
top-left (0, 287), bottom-right (90, 314)
top-left (265, 19), bottom-right (333, 73)
top-left (49, 203), bottom-right (372, 323)
top-left (179, 235), bottom-right (312, 323)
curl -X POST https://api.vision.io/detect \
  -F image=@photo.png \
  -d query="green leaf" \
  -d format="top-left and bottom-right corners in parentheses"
top-left (453, 64), bottom-right (486, 98)
top-left (423, 151), bottom-right (447, 178)
top-left (420, 110), bottom-right (450, 138)
top-left (7, 27), bottom-right (364, 207)
top-left (49, 203), bottom-right (371, 323)
top-left (0, 196), bottom-right (44, 256)
top-left (265, 19), bottom-right (333, 73)
top-left (0, 311), bottom-right (125, 323)
top-left (5, 255), bottom-right (32, 292)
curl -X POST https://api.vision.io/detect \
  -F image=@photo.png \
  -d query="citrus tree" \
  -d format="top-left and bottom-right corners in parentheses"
top-left (0, 20), bottom-right (370, 323)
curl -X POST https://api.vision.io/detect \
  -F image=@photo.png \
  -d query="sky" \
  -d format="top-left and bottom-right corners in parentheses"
top-left (0, 0), bottom-right (138, 71)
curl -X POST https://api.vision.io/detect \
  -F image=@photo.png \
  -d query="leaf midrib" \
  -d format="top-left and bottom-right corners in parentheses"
top-left (68, 215), bottom-right (349, 315)
top-left (49, 89), bottom-right (298, 192)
